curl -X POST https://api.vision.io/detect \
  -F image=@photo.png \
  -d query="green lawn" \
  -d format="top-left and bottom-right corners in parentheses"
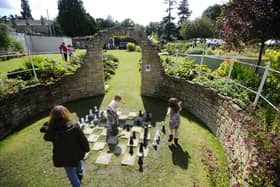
top-left (0, 50), bottom-right (85, 78)
top-left (0, 50), bottom-right (229, 187)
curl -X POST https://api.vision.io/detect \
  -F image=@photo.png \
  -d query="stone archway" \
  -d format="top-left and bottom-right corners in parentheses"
top-left (78, 26), bottom-right (162, 97)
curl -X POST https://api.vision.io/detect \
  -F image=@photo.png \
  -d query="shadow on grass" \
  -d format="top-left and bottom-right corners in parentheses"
top-left (141, 96), bottom-right (167, 126)
top-left (168, 144), bottom-right (191, 169)
top-left (65, 95), bottom-right (105, 118)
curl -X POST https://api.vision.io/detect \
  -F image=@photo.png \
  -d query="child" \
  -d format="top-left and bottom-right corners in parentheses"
top-left (107, 95), bottom-right (122, 134)
top-left (166, 98), bottom-right (182, 145)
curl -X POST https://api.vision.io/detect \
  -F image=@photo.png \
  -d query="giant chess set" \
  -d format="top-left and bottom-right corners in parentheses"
top-left (78, 106), bottom-right (167, 172)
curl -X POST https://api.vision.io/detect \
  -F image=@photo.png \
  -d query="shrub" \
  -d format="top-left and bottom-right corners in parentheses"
top-left (186, 47), bottom-right (204, 54)
top-left (7, 68), bottom-right (32, 80)
top-left (126, 42), bottom-right (136, 52)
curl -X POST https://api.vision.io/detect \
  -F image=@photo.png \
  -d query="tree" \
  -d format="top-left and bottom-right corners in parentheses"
top-left (57, 0), bottom-right (97, 37)
top-left (145, 22), bottom-right (163, 36)
top-left (120, 18), bottom-right (135, 27)
top-left (0, 23), bottom-right (10, 49)
top-left (219, 0), bottom-right (280, 71)
top-left (179, 17), bottom-right (214, 40)
top-left (202, 4), bottom-right (222, 22)
top-left (177, 0), bottom-right (192, 25)
top-left (162, 0), bottom-right (177, 41)
top-left (96, 18), bottom-right (116, 31)
top-left (21, 0), bottom-right (32, 19)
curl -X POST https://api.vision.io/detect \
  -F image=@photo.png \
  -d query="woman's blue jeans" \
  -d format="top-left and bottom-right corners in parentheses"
top-left (64, 160), bottom-right (83, 187)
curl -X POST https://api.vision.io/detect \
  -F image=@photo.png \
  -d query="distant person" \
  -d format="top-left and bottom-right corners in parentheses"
top-left (43, 105), bottom-right (89, 187)
top-left (59, 42), bottom-right (68, 61)
top-left (166, 98), bottom-right (182, 145)
top-left (67, 44), bottom-right (74, 59)
top-left (107, 95), bottom-right (122, 135)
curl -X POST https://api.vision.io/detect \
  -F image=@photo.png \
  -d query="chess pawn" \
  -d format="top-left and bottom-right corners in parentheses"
top-left (152, 140), bottom-right (157, 150)
top-left (81, 117), bottom-right (85, 124)
top-left (90, 120), bottom-right (94, 128)
top-left (94, 106), bottom-right (98, 113)
top-left (89, 109), bottom-right (93, 116)
top-left (138, 154), bottom-right (144, 172)
top-left (126, 125), bottom-right (130, 132)
top-left (129, 136), bottom-right (134, 146)
top-left (139, 142), bottom-right (144, 154)
top-left (132, 131), bottom-right (136, 139)
top-left (136, 119), bottom-right (141, 126)
top-left (139, 110), bottom-right (142, 117)
top-left (93, 114), bottom-right (98, 125)
top-left (85, 115), bottom-right (89, 122)
top-left (162, 125), bottom-right (166, 134)
top-left (129, 145), bottom-right (134, 155)
top-left (156, 136), bottom-right (160, 144)
top-left (143, 137), bottom-right (148, 148)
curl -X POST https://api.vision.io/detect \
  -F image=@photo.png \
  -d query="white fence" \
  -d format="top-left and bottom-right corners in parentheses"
top-left (168, 52), bottom-right (280, 112)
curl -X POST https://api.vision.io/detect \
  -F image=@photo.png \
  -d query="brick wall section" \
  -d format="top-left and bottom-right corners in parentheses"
top-left (156, 74), bottom-right (256, 185)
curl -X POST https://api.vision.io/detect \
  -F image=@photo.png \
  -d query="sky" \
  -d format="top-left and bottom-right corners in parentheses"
top-left (0, 0), bottom-right (227, 26)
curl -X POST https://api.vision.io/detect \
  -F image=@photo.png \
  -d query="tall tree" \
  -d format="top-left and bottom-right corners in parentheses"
top-left (177, 0), bottom-right (191, 25)
top-left (120, 18), bottom-right (135, 27)
top-left (219, 0), bottom-right (280, 72)
top-left (179, 17), bottom-right (214, 40)
top-left (57, 0), bottom-right (97, 37)
top-left (21, 0), bottom-right (32, 19)
top-left (162, 0), bottom-right (177, 42)
top-left (202, 4), bottom-right (222, 22)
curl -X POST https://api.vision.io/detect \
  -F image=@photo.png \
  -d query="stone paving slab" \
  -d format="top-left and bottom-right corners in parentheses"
top-left (100, 128), bottom-right (107, 136)
top-left (140, 132), bottom-right (151, 140)
top-left (107, 136), bottom-right (118, 144)
top-left (83, 152), bottom-right (90, 160)
top-left (92, 142), bottom-right (106, 151)
top-left (127, 138), bottom-right (139, 147)
top-left (137, 147), bottom-right (149, 157)
top-left (83, 127), bottom-right (94, 135)
top-left (114, 144), bottom-right (126, 155)
top-left (128, 112), bottom-right (138, 118)
top-left (131, 126), bottom-right (142, 133)
top-left (96, 152), bottom-right (112, 165)
top-left (126, 120), bottom-right (134, 126)
top-left (87, 134), bottom-right (99, 142)
top-left (121, 153), bottom-right (136, 166)
top-left (119, 130), bottom-right (131, 139)
top-left (119, 115), bottom-right (128, 120)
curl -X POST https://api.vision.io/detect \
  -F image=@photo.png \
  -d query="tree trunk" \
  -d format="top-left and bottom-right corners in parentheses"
top-left (255, 41), bottom-right (265, 74)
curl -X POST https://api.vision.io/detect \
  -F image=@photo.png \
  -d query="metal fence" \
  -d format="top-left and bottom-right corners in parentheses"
top-left (169, 51), bottom-right (280, 112)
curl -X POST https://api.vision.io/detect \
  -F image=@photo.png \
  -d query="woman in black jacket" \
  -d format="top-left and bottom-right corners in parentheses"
top-left (44, 105), bottom-right (89, 187)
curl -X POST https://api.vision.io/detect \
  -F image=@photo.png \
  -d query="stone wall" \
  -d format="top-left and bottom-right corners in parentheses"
top-left (157, 74), bottom-right (255, 185)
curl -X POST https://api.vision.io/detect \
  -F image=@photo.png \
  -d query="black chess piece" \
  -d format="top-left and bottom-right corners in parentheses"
top-left (129, 136), bottom-right (134, 146)
top-left (139, 142), bottom-right (144, 154)
top-left (126, 125), bottom-right (130, 132)
top-left (132, 131), bottom-right (136, 139)
top-left (156, 136), bottom-right (160, 144)
top-left (152, 140), bottom-right (157, 150)
top-left (162, 125), bottom-right (166, 134)
top-left (139, 110), bottom-right (142, 117)
top-left (136, 119), bottom-right (141, 126)
top-left (129, 145), bottom-right (134, 155)
top-left (143, 137), bottom-right (148, 148)
top-left (138, 155), bottom-right (143, 172)
top-left (144, 127), bottom-right (148, 138)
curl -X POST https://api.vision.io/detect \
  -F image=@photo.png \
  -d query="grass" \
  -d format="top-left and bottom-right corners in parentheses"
top-left (160, 55), bottom-right (224, 70)
top-left (0, 50), bottom-right (229, 187)
top-left (0, 50), bottom-right (84, 78)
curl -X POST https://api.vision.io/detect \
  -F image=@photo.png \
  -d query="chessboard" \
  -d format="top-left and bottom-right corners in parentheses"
top-left (80, 106), bottom-right (167, 169)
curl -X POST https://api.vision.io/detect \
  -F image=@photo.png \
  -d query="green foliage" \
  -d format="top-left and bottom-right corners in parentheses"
top-left (213, 60), bottom-right (231, 77)
top-left (7, 68), bottom-right (32, 80)
top-left (20, 0), bottom-right (32, 19)
top-left (202, 4), bottom-right (222, 22)
top-left (103, 53), bottom-right (119, 81)
top-left (186, 47), bottom-right (204, 54)
top-left (0, 79), bottom-right (26, 96)
top-left (164, 42), bottom-right (192, 54)
top-left (57, 0), bottom-right (97, 36)
top-left (177, 0), bottom-right (192, 25)
top-left (126, 42), bottom-right (136, 52)
top-left (179, 17), bottom-right (215, 40)
top-left (0, 23), bottom-right (10, 49)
